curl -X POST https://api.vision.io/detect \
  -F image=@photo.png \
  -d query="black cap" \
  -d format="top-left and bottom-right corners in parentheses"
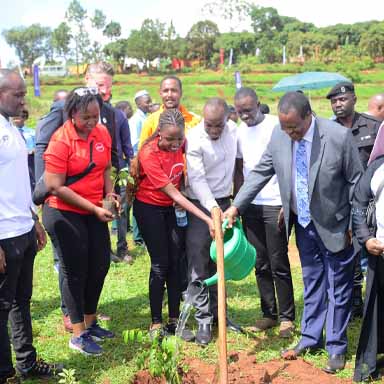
top-left (326, 82), bottom-right (355, 99)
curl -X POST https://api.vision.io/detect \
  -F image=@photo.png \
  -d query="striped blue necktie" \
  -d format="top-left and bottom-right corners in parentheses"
top-left (296, 139), bottom-right (311, 227)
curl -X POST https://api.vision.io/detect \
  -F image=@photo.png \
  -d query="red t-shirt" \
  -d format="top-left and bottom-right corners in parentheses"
top-left (44, 120), bottom-right (111, 214)
top-left (136, 137), bottom-right (184, 206)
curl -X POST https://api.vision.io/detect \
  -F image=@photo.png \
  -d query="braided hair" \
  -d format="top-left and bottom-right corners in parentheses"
top-left (64, 88), bottom-right (103, 119)
top-left (130, 109), bottom-right (185, 181)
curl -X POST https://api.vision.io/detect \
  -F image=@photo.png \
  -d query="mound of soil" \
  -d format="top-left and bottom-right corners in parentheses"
top-left (133, 351), bottom-right (351, 383)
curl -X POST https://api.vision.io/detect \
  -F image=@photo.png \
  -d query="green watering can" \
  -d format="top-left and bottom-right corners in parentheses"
top-left (204, 218), bottom-right (256, 287)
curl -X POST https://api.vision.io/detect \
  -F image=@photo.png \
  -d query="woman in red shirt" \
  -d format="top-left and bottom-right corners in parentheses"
top-left (133, 108), bottom-right (214, 338)
top-left (42, 88), bottom-right (116, 356)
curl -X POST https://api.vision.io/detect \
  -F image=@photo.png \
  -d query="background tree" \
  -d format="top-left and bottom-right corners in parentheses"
top-left (51, 22), bottom-right (72, 60)
top-left (103, 21), bottom-right (122, 41)
top-left (3, 24), bottom-right (51, 68)
top-left (359, 22), bottom-right (384, 59)
top-left (103, 39), bottom-right (128, 71)
top-left (65, 0), bottom-right (89, 74)
top-left (126, 19), bottom-right (164, 68)
top-left (91, 9), bottom-right (106, 30)
top-left (215, 32), bottom-right (256, 61)
top-left (186, 20), bottom-right (220, 66)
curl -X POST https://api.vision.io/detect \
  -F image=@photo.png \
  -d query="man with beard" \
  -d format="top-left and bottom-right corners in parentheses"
top-left (327, 81), bottom-right (382, 319)
top-left (139, 76), bottom-right (200, 146)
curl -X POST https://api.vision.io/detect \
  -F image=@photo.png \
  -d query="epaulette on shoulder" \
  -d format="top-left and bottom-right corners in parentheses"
top-left (360, 112), bottom-right (382, 124)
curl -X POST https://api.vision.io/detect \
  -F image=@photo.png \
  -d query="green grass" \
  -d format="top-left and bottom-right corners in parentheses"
top-left (22, 230), bottom-right (370, 384)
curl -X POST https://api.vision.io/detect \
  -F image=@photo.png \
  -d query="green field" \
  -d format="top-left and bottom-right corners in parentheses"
top-left (25, 65), bottom-right (384, 127)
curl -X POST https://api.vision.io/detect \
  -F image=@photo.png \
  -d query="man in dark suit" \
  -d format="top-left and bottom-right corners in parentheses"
top-left (327, 81), bottom-right (382, 319)
top-left (224, 92), bottom-right (363, 373)
top-left (34, 61), bottom-right (119, 333)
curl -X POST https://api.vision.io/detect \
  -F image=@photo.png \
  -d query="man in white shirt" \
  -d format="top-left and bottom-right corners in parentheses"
top-left (234, 88), bottom-right (295, 338)
top-left (0, 69), bottom-right (61, 382)
top-left (185, 98), bottom-right (238, 345)
top-left (129, 90), bottom-right (152, 155)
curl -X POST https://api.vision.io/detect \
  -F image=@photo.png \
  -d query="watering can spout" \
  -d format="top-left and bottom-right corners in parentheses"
top-left (204, 274), bottom-right (218, 287)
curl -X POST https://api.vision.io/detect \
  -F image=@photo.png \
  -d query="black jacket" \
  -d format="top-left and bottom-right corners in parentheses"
top-left (352, 156), bottom-right (384, 382)
top-left (34, 100), bottom-right (118, 181)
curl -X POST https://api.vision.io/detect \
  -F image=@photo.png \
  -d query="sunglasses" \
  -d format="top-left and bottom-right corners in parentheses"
top-left (74, 87), bottom-right (99, 97)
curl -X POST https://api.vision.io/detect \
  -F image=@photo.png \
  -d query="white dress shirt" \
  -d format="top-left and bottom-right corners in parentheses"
top-left (0, 114), bottom-right (34, 240)
top-left (186, 121), bottom-right (237, 212)
top-left (237, 115), bottom-right (281, 206)
top-left (291, 115), bottom-right (315, 214)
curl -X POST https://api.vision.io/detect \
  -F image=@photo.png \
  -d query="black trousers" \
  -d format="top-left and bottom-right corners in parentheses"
top-left (133, 199), bottom-right (183, 324)
top-left (186, 198), bottom-right (231, 325)
top-left (43, 205), bottom-right (110, 324)
top-left (242, 204), bottom-right (295, 321)
top-left (0, 229), bottom-right (37, 377)
top-left (50, 234), bottom-right (67, 316)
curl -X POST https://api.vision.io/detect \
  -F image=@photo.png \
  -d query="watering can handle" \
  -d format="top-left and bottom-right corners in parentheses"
top-left (222, 218), bottom-right (238, 233)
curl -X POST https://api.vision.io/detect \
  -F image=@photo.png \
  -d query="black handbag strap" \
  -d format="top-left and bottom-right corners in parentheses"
top-left (64, 140), bottom-right (96, 186)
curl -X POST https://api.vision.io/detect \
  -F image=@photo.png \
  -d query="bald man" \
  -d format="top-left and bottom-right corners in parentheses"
top-left (0, 69), bottom-right (62, 382)
top-left (367, 93), bottom-right (384, 121)
top-left (185, 98), bottom-right (239, 345)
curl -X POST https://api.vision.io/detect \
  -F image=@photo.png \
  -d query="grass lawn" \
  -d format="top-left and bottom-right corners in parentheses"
top-left (23, 231), bottom-right (368, 384)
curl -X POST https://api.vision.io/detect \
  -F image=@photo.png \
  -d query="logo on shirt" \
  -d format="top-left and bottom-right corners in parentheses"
top-left (95, 142), bottom-right (105, 152)
top-left (168, 162), bottom-right (184, 182)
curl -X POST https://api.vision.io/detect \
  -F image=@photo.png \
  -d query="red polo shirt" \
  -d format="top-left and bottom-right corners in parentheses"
top-left (136, 137), bottom-right (184, 206)
top-left (44, 120), bottom-right (111, 214)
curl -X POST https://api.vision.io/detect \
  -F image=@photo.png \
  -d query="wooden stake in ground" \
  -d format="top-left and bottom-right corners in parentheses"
top-left (211, 207), bottom-right (228, 384)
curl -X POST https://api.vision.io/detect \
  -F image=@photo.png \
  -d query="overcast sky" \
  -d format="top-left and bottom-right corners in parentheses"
top-left (1, 0), bottom-right (383, 65)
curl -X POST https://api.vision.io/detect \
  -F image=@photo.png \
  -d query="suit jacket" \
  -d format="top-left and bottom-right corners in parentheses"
top-left (35, 100), bottom-right (118, 181)
top-left (233, 116), bottom-right (363, 253)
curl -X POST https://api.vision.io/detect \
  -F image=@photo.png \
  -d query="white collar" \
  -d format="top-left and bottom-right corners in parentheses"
top-left (302, 115), bottom-right (315, 143)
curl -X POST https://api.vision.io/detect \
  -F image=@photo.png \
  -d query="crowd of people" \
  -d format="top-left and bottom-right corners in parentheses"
top-left (1, 61), bottom-right (384, 383)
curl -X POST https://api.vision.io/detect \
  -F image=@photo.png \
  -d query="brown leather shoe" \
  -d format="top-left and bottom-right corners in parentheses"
top-left (279, 320), bottom-right (295, 338)
top-left (252, 317), bottom-right (277, 332)
top-left (62, 315), bottom-right (73, 333)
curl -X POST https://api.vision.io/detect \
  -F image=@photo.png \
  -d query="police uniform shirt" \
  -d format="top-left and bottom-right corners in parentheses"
top-left (336, 112), bottom-right (381, 168)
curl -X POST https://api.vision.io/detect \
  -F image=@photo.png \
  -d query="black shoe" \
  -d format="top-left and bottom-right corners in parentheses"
top-left (165, 322), bottom-right (195, 342)
top-left (0, 370), bottom-right (20, 384)
top-left (213, 317), bottom-right (243, 333)
top-left (226, 318), bottom-right (243, 333)
top-left (322, 354), bottom-right (346, 374)
top-left (196, 324), bottom-right (212, 346)
top-left (110, 251), bottom-right (122, 263)
top-left (281, 343), bottom-right (322, 359)
top-left (17, 359), bottom-right (63, 380)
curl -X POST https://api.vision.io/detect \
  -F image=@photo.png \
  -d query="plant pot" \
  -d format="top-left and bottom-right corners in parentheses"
top-left (102, 197), bottom-right (118, 218)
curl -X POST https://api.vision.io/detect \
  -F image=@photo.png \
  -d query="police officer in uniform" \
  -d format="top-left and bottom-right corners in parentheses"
top-left (327, 81), bottom-right (382, 318)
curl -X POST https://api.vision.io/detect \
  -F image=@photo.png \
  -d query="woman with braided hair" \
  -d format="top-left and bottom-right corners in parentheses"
top-left (132, 108), bottom-right (214, 339)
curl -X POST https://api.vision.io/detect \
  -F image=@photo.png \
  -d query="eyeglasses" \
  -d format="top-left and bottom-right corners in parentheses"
top-left (74, 87), bottom-right (98, 97)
